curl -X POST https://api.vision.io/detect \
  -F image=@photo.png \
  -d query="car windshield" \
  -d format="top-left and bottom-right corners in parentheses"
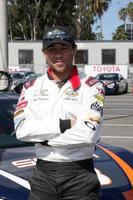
top-left (98, 74), bottom-right (118, 81)
top-left (11, 72), bottom-right (24, 80)
top-left (11, 71), bottom-right (37, 80)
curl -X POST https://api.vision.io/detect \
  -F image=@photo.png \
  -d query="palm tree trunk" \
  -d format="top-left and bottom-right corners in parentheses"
top-left (100, 15), bottom-right (103, 40)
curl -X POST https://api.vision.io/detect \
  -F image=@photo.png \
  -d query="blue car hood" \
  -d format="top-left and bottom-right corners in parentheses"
top-left (0, 143), bottom-right (133, 200)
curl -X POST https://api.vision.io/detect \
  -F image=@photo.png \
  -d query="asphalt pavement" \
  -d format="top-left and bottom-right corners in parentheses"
top-left (101, 90), bottom-right (133, 152)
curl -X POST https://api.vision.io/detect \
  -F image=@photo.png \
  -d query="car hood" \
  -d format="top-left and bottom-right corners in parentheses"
top-left (0, 92), bottom-right (19, 100)
top-left (102, 80), bottom-right (116, 86)
top-left (0, 146), bottom-right (35, 200)
top-left (0, 143), bottom-right (133, 200)
top-left (0, 92), bottom-right (19, 136)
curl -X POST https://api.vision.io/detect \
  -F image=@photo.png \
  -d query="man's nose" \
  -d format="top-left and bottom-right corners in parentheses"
top-left (55, 49), bottom-right (62, 57)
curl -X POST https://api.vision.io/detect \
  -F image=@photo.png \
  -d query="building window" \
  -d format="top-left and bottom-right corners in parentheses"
top-left (129, 49), bottom-right (133, 64)
top-left (74, 50), bottom-right (88, 64)
top-left (19, 50), bottom-right (33, 64)
top-left (102, 49), bottom-right (116, 64)
top-left (126, 24), bottom-right (133, 40)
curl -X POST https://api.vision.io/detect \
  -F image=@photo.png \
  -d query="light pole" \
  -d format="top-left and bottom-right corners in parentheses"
top-left (0, 0), bottom-right (8, 72)
top-left (7, 0), bottom-right (13, 41)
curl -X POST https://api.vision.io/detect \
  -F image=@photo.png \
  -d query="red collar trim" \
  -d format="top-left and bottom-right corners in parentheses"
top-left (47, 66), bottom-right (81, 90)
top-left (69, 66), bottom-right (81, 90)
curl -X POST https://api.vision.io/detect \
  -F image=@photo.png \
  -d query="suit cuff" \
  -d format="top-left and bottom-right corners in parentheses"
top-left (60, 119), bottom-right (71, 133)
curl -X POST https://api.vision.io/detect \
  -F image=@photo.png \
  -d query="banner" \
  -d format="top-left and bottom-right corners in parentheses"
top-left (84, 65), bottom-right (128, 79)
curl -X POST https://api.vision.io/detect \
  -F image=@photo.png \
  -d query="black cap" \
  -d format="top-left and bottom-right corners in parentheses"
top-left (42, 26), bottom-right (76, 51)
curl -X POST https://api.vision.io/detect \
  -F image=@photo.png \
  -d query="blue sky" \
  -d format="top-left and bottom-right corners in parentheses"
top-left (93, 0), bottom-right (132, 40)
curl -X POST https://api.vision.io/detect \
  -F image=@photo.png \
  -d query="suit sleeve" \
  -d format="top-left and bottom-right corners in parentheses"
top-left (14, 83), bottom-right (60, 142)
top-left (48, 81), bottom-right (105, 147)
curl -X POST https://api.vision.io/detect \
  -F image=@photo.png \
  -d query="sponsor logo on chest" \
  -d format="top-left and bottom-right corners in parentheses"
top-left (33, 89), bottom-right (49, 100)
top-left (64, 87), bottom-right (79, 102)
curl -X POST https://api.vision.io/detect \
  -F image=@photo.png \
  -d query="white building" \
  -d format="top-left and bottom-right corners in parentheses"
top-left (8, 40), bottom-right (133, 82)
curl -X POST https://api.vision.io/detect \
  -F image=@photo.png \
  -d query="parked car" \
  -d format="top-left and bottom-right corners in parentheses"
top-left (10, 71), bottom-right (37, 93)
top-left (95, 73), bottom-right (128, 95)
top-left (0, 71), bottom-right (133, 200)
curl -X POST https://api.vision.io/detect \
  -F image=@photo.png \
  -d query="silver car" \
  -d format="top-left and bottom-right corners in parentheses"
top-left (95, 73), bottom-right (128, 95)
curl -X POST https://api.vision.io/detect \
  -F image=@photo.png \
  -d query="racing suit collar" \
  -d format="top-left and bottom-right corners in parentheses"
top-left (47, 66), bottom-right (81, 91)
top-left (69, 66), bottom-right (81, 90)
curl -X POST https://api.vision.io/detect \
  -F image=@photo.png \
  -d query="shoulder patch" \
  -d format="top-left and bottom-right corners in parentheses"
top-left (85, 76), bottom-right (99, 87)
top-left (24, 79), bottom-right (36, 89)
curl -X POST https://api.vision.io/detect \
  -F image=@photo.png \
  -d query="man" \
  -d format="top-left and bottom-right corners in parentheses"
top-left (14, 26), bottom-right (105, 200)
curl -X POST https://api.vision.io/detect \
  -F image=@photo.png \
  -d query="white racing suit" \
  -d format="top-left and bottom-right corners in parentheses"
top-left (14, 66), bottom-right (105, 162)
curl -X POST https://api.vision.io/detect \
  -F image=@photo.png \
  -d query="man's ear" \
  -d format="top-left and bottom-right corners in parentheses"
top-left (42, 48), bottom-right (46, 57)
top-left (73, 46), bottom-right (77, 56)
top-left (42, 48), bottom-right (45, 53)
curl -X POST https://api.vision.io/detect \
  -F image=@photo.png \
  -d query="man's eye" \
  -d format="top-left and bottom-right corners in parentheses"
top-left (62, 47), bottom-right (70, 50)
top-left (47, 48), bottom-right (54, 52)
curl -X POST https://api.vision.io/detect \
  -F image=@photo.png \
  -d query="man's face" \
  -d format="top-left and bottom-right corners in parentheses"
top-left (44, 43), bottom-right (76, 74)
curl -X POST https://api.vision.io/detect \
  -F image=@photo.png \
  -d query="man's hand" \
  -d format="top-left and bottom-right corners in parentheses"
top-left (70, 116), bottom-right (77, 127)
top-left (69, 114), bottom-right (77, 127)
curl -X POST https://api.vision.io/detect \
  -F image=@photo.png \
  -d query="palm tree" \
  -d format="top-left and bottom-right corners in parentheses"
top-left (127, 2), bottom-right (133, 22)
top-left (112, 27), bottom-right (128, 40)
top-left (118, 8), bottom-right (128, 30)
top-left (89, 0), bottom-right (111, 40)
